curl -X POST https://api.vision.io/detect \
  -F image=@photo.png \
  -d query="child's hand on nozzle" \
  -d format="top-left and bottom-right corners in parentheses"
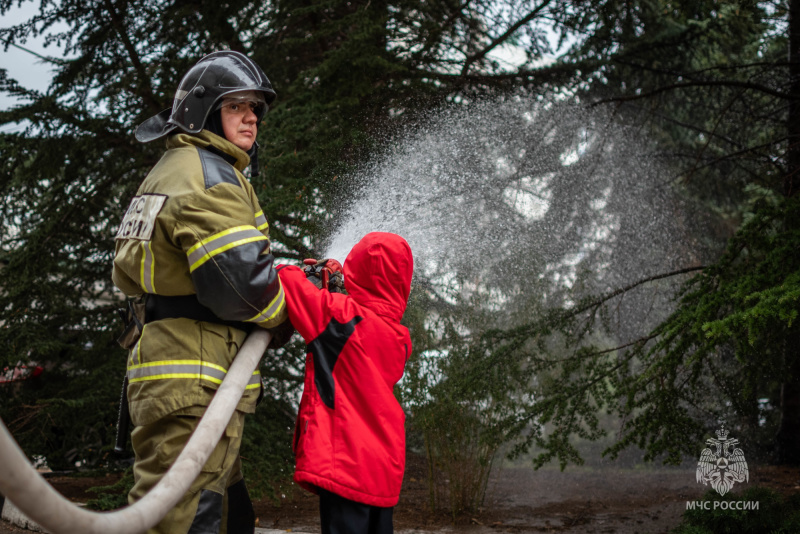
top-left (302, 258), bottom-right (325, 289)
top-left (303, 258), bottom-right (344, 292)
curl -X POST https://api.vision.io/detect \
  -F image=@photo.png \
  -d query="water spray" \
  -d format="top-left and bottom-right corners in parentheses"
top-left (324, 96), bottom-right (703, 324)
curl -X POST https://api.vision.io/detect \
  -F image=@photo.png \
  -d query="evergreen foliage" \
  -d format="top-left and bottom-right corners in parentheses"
top-left (85, 467), bottom-right (134, 511)
top-left (477, 195), bottom-right (800, 470)
top-left (0, 0), bottom-right (599, 490)
top-left (537, 0), bottom-right (800, 467)
top-left (397, 0), bottom-right (800, 513)
top-left (575, 0), bottom-right (790, 215)
top-left (1, 0), bottom-right (798, 508)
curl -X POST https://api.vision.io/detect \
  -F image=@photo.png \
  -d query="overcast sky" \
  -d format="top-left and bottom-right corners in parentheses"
top-left (1, 3), bottom-right (65, 111)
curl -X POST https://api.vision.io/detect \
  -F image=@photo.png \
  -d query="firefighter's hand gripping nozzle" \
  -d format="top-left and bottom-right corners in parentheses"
top-left (303, 258), bottom-right (344, 293)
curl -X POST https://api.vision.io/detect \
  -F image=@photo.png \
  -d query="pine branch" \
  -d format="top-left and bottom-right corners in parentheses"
top-left (102, 0), bottom-right (162, 114)
top-left (5, 41), bottom-right (66, 66)
top-left (632, 104), bottom-right (745, 150)
top-left (592, 80), bottom-right (796, 106)
top-left (677, 136), bottom-right (790, 179)
top-left (543, 334), bottom-right (659, 366)
top-left (682, 88), bottom-right (746, 184)
top-left (460, 0), bottom-right (554, 76)
top-left (568, 266), bottom-right (706, 319)
top-left (421, 59), bottom-right (589, 89)
top-left (611, 57), bottom-right (791, 79)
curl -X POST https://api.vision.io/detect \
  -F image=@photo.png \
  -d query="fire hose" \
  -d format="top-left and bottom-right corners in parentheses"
top-left (0, 328), bottom-right (271, 534)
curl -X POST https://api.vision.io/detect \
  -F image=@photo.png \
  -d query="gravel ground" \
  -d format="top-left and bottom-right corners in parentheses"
top-left (3, 461), bottom-right (799, 534)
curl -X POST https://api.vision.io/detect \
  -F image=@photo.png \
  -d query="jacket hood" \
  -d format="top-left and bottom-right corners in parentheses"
top-left (343, 232), bottom-right (413, 322)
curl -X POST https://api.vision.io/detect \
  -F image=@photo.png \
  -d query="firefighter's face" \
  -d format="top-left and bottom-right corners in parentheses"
top-left (220, 92), bottom-right (264, 151)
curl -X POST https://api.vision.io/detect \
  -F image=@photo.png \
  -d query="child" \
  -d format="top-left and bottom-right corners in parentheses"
top-left (276, 232), bottom-right (413, 534)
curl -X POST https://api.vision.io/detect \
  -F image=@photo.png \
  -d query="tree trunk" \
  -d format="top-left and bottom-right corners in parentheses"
top-left (776, 0), bottom-right (800, 465)
top-left (788, 0), bottom-right (800, 196)
top-left (777, 327), bottom-right (800, 464)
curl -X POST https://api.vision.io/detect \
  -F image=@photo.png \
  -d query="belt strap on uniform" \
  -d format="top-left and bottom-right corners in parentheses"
top-left (145, 294), bottom-right (253, 333)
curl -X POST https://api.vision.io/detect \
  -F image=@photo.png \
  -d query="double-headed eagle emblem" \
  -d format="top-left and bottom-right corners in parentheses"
top-left (696, 427), bottom-right (749, 496)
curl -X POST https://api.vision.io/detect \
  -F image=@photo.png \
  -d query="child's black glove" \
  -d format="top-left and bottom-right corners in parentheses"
top-left (303, 258), bottom-right (345, 293)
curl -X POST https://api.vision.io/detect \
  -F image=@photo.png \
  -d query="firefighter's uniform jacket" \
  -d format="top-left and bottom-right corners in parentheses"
top-left (113, 130), bottom-right (287, 533)
top-left (113, 130), bottom-right (288, 426)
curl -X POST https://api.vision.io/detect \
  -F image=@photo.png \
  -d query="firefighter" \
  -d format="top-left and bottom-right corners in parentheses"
top-left (276, 233), bottom-right (414, 534)
top-left (112, 50), bottom-right (292, 534)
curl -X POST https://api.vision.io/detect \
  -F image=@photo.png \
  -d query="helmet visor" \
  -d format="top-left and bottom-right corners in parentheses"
top-left (216, 91), bottom-right (268, 120)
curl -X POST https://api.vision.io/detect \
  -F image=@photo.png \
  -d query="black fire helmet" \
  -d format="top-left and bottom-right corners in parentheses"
top-left (135, 50), bottom-right (276, 143)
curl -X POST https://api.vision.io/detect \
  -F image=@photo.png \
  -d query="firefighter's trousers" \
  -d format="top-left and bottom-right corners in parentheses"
top-left (128, 410), bottom-right (255, 534)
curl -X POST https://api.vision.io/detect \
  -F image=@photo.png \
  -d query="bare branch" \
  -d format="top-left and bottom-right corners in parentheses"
top-left (497, 266), bottom-right (706, 347)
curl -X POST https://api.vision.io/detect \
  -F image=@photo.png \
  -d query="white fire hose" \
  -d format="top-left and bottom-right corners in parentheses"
top-left (0, 328), bottom-right (271, 534)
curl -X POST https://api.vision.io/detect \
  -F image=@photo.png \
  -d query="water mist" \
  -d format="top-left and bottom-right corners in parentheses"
top-left (324, 96), bottom-right (704, 331)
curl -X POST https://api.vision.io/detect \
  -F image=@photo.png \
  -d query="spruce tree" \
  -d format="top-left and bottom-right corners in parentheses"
top-left (2, 0), bottom-right (797, 498)
top-left (0, 0), bottom-right (597, 484)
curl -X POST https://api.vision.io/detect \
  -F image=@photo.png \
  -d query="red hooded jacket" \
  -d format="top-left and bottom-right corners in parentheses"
top-left (277, 232), bottom-right (413, 507)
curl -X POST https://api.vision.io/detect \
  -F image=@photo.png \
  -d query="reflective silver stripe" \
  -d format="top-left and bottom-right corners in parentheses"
top-left (128, 362), bottom-right (226, 383)
top-left (246, 282), bottom-right (285, 325)
top-left (246, 372), bottom-right (261, 390)
top-left (254, 211), bottom-right (269, 232)
top-left (127, 359), bottom-right (262, 387)
top-left (186, 226), bottom-right (267, 272)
